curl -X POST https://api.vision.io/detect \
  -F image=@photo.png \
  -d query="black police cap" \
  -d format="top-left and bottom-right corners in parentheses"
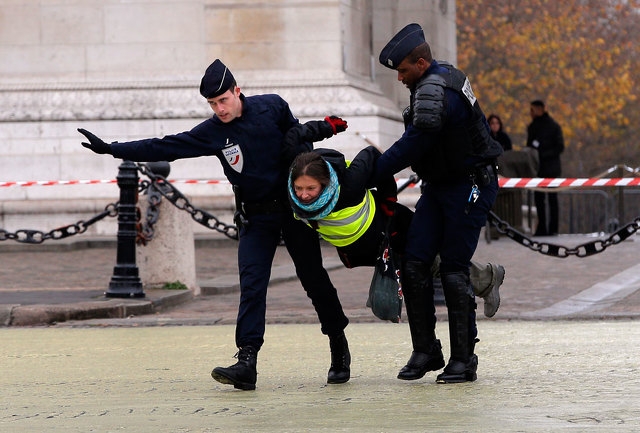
top-left (199, 59), bottom-right (235, 98)
top-left (379, 23), bottom-right (426, 70)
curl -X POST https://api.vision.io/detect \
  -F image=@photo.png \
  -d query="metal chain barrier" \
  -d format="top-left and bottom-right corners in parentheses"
top-left (136, 163), bottom-right (239, 240)
top-left (488, 210), bottom-right (640, 258)
top-left (136, 180), bottom-right (162, 245)
top-left (0, 202), bottom-right (118, 244)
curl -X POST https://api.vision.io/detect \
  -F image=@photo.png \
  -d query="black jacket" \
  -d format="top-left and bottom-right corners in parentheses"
top-left (313, 147), bottom-right (397, 212)
top-left (110, 93), bottom-right (299, 203)
top-left (526, 113), bottom-right (564, 177)
top-left (282, 120), bottom-right (397, 206)
top-left (492, 130), bottom-right (512, 151)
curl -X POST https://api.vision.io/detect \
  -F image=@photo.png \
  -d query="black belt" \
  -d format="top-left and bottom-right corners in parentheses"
top-left (471, 161), bottom-right (498, 186)
top-left (241, 199), bottom-right (289, 216)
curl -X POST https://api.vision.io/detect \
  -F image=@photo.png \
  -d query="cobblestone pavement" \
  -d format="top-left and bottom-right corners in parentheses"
top-left (1, 233), bottom-right (640, 324)
top-left (2, 322), bottom-right (639, 432)
top-left (2, 233), bottom-right (639, 431)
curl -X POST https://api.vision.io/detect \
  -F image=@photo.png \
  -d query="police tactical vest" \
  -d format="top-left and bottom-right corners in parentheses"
top-left (410, 61), bottom-right (503, 183)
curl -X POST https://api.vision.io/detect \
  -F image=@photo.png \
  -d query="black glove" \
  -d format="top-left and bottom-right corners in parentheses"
top-left (233, 210), bottom-right (249, 231)
top-left (324, 116), bottom-right (348, 134)
top-left (78, 128), bottom-right (112, 154)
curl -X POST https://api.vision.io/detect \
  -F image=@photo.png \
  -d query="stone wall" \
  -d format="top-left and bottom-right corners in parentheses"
top-left (0, 0), bottom-right (457, 236)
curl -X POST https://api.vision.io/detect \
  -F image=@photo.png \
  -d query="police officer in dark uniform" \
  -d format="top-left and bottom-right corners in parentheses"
top-left (375, 24), bottom-right (503, 383)
top-left (77, 59), bottom-right (351, 390)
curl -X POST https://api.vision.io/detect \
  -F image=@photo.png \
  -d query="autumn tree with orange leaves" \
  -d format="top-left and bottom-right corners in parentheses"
top-left (456, 0), bottom-right (640, 175)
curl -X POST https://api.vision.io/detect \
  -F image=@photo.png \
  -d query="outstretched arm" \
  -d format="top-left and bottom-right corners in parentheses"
top-left (78, 128), bottom-right (112, 155)
top-left (281, 116), bottom-right (348, 167)
top-left (77, 120), bottom-right (220, 162)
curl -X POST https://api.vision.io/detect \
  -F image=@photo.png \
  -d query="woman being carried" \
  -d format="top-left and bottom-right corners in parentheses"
top-left (286, 146), bottom-right (504, 319)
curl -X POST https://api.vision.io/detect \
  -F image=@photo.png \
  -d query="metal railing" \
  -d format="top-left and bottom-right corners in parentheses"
top-left (514, 188), bottom-right (640, 235)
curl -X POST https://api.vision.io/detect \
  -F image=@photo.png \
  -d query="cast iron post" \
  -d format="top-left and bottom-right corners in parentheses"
top-left (106, 160), bottom-right (144, 298)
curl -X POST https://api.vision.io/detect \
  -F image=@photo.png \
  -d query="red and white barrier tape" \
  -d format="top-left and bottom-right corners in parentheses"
top-left (1, 179), bottom-right (117, 187)
top-left (395, 177), bottom-right (640, 188)
top-left (498, 177), bottom-right (640, 188)
top-left (0, 179), bottom-right (230, 188)
top-left (1, 177), bottom-right (639, 188)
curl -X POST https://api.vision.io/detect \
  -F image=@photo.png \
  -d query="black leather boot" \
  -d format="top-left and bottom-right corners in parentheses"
top-left (436, 272), bottom-right (478, 384)
top-left (211, 346), bottom-right (258, 390)
top-left (436, 353), bottom-right (478, 383)
top-left (397, 261), bottom-right (444, 380)
top-left (397, 339), bottom-right (445, 380)
top-left (327, 331), bottom-right (351, 384)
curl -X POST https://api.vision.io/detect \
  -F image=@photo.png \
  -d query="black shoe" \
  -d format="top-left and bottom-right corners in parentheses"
top-left (211, 346), bottom-right (258, 390)
top-left (327, 332), bottom-right (351, 384)
top-left (483, 265), bottom-right (504, 318)
top-left (397, 340), bottom-right (445, 380)
top-left (436, 355), bottom-right (478, 384)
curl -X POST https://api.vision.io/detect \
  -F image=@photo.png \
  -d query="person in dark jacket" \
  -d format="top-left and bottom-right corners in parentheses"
top-left (374, 24), bottom-right (503, 384)
top-left (527, 100), bottom-right (564, 236)
top-left (488, 114), bottom-right (512, 151)
top-left (77, 59), bottom-right (351, 390)
top-left (285, 147), bottom-right (505, 319)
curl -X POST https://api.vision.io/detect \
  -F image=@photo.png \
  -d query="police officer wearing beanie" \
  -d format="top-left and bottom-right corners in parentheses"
top-left (375, 24), bottom-right (503, 383)
top-left (77, 59), bottom-right (351, 390)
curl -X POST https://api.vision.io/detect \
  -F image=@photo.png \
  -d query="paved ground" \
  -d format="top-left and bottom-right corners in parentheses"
top-left (1, 233), bottom-right (640, 432)
top-left (1, 231), bottom-right (639, 326)
top-left (2, 322), bottom-right (640, 432)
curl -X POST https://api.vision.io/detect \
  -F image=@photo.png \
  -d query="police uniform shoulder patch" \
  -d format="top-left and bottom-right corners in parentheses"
top-left (222, 138), bottom-right (244, 173)
top-left (461, 77), bottom-right (477, 106)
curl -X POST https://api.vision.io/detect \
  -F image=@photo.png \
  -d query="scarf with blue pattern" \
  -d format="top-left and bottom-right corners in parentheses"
top-left (288, 160), bottom-right (340, 220)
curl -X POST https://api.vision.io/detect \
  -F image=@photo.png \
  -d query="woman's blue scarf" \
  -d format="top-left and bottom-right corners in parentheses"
top-left (288, 160), bottom-right (340, 220)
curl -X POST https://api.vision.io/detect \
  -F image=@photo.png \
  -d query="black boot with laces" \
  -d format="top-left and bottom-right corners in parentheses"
top-left (211, 346), bottom-right (258, 390)
top-left (327, 331), bottom-right (351, 384)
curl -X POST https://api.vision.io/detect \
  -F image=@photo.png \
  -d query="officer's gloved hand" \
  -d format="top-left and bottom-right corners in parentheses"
top-left (78, 128), bottom-right (112, 155)
top-left (324, 116), bottom-right (348, 135)
top-left (379, 197), bottom-right (397, 217)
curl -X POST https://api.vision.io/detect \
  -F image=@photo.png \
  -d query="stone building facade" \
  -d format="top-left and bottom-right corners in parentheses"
top-left (0, 0), bottom-right (456, 235)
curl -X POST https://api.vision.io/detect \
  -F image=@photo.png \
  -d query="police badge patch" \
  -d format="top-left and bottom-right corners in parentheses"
top-left (461, 77), bottom-right (477, 106)
top-left (222, 138), bottom-right (244, 173)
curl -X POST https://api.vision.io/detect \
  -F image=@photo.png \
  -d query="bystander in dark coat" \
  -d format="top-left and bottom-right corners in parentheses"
top-left (527, 100), bottom-right (564, 236)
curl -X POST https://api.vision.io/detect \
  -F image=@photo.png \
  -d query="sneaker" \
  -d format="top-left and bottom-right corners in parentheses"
top-left (483, 265), bottom-right (504, 318)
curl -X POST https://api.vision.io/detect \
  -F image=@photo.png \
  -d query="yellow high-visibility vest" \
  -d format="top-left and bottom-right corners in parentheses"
top-left (299, 189), bottom-right (376, 247)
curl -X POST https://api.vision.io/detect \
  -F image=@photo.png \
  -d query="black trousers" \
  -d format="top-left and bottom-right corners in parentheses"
top-left (534, 190), bottom-right (559, 235)
top-left (236, 212), bottom-right (349, 350)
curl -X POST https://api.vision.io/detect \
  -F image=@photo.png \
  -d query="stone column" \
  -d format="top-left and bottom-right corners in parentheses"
top-left (136, 198), bottom-right (199, 294)
top-left (0, 0), bottom-right (457, 232)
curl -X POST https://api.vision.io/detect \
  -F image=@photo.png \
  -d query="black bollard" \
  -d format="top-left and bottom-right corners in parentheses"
top-left (145, 161), bottom-right (170, 179)
top-left (106, 160), bottom-right (144, 298)
top-left (144, 161), bottom-right (172, 195)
